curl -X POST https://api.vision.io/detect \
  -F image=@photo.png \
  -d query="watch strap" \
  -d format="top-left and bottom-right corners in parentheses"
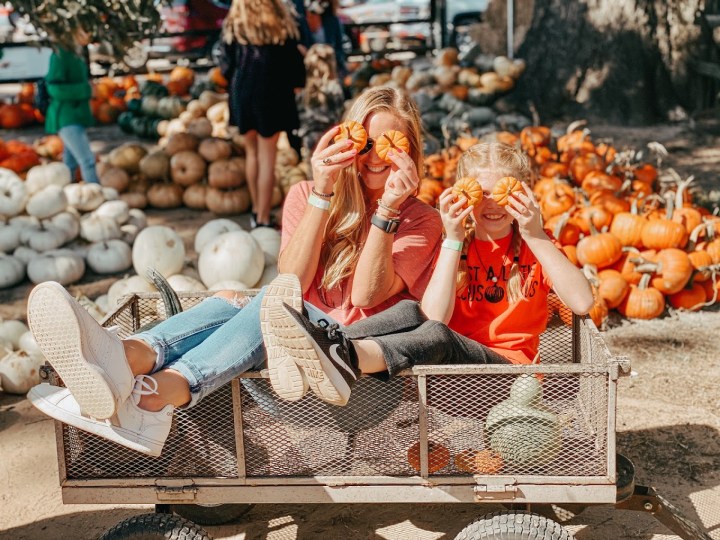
top-left (371, 213), bottom-right (400, 234)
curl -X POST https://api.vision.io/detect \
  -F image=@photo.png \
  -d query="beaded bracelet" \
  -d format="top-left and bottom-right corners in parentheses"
top-left (376, 199), bottom-right (401, 215)
top-left (312, 187), bottom-right (334, 199)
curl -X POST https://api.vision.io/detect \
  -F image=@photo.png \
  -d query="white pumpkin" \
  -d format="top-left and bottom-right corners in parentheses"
top-left (18, 330), bottom-right (43, 358)
top-left (168, 273), bottom-right (206, 292)
top-left (25, 162), bottom-right (72, 195)
top-left (0, 350), bottom-right (43, 394)
top-left (0, 224), bottom-right (21, 253)
top-left (127, 208), bottom-right (147, 230)
top-left (198, 231), bottom-right (264, 289)
top-left (108, 275), bottom-right (158, 307)
top-left (0, 254), bottom-right (25, 288)
top-left (9, 214), bottom-right (39, 228)
top-left (132, 225), bottom-right (186, 280)
top-left (13, 246), bottom-right (38, 265)
top-left (75, 294), bottom-right (107, 322)
top-left (194, 218), bottom-right (242, 254)
top-left (80, 213), bottom-right (122, 243)
top-left (120, 223), bottom-right (140, 244)
top-left (26, 223), bottom-right (67, 252)
top-left (0, 320), bottom-right (29, 349)
top-left (95, 199), bottom-right (130, 225)
top-left (26, 184), bottom-right (68, 219)
top-left (94, 294), bottom-right (110, 315)
top-left (102, 186), bottom-right (119, 201)
top-left (0, 168), bottom-right (28, 217)
top-left (27, 249), bottom-right (85, 285)
top-left (208, 280), bottom-right (253, 291)
top-left (64, 182), bottom-right (105, 212)
top-left (86, 240), bottom-right (133, 274)
top-left (254, 264), bottom-right (279, 287)
top-left (250, 227), bottom-right (281, 267)
top-left (46, 211), bottom-right (80, 243)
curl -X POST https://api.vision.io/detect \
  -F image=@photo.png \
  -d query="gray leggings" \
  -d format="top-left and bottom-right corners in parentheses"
top-left (342, 300), bottom-right (510, 379)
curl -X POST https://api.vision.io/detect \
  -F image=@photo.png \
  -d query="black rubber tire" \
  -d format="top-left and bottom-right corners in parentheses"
top-left (454, 511), bottom-right (575, 540)
top-left (99, 513), bottom-right (212, 540)
top-left (169, 504), bottom-right (254, 526)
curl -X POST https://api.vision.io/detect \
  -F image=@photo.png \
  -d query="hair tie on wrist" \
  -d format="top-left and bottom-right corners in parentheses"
top-left (312, 187), bottom-right (334, 198)
top-left (513, 256), bottom-right (519, 263)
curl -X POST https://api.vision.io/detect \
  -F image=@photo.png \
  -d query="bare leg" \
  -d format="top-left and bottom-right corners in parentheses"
top-left (255, 132), bottom-right (281, 225)
top-left (352, 339), bottom-right (387, 374)
top-left (244, 130), bottom-right (258, 215)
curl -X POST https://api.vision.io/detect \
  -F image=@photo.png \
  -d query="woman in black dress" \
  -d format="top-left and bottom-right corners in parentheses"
top-left (220, 0), bottom-right (306, 228)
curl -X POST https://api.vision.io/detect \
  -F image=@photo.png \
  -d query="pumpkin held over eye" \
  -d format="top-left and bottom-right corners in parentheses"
top-left (452, 176), bottom-right (483, 207)
top-left (491, 176), bottom-right (524, 206)
top-left (333, 121), bottom-right (368, 153)
top-left (375, 130), bottom-right (411, 162)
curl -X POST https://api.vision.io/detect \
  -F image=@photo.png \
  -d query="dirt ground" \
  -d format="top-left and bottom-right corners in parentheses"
top-left (1, 117), bottom-right (720, 539)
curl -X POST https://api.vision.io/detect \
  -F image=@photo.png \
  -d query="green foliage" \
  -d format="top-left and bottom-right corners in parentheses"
top-left (8, 0), bottom-right (169, 58)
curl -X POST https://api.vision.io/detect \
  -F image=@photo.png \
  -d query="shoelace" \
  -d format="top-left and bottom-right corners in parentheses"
top-left (132, 374), bottom-right (160, 404)
top-left (317, 319), bottom-right (341, 340)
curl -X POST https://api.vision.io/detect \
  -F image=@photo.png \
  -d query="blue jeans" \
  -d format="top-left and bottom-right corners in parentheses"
top-left (58, 124), bottom-right (99, 184)
top-left (133, 289), bottom-right (336, 407)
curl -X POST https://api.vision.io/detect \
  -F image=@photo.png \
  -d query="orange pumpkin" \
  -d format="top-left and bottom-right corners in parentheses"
top-left (597, 269), bottom-right (629, 309)
top-left (490, 176), bottom-right (524, 206)
top-left (668, 283), bottom-right (706, 311)
top-left (0, 104), bottom-right (26, 129)
top-left (170, 66), bottom-right (195, 83)
top-left (17, 83), bottom-right (35, 105)
top-left (375, 130), bottom-right (410, 162)
top-left (208, 66), bottom-right (228, 88)
top-left (166, 79), bottom-right (191, 97)
top-left (576, 230), bottom-right (623, 269)
top-left (333, 121), bottom-right (368, 153)
top-left (452, 176), bottom-right (483, 206)
top-left (33, 135), bottom-right (64, 160)
top-left (407, 441), bottom-right (450, 474)
top-left (618, 274), bottom-right (665, 319)
top-left (454, 449), bottom-right (504, 474)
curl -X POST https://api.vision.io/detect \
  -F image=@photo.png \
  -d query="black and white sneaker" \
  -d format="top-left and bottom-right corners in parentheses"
top-left (270, 304), bottom-right (360, 406)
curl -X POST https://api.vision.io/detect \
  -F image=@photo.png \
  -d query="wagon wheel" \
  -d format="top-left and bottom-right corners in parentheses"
top-left (454, 511), bottom-right (575, 540)
top-left (169, 503), bottom-right (254, 526)
top-left (99, 513), bottom-right (212, 540)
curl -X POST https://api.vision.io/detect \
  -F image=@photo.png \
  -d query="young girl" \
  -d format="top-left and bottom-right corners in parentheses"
top-left (26, 87), bottom-right (443, 456)
top-left (265, 142), bottom-right (595, 405)
top-left (219, 0), bottom-right (305, 228)
top-left (296, 43), bottom-right (346, 159)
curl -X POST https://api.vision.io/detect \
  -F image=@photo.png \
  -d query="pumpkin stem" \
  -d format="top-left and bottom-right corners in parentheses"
top-left (552, 211), bottom-right (571, 239)
top-left (565, 119), bottom-right (588, 135)
top-left (663, 191), bottom-right (674, 221)
top-left (673, 172), bottom-right (695, 210)
top-left (688, 221), bottom-right (709, 248)
top-left (587, 212), bottom-right (599, 236)
top-left (638, 273), bottom-right (653, 290)
top-left (582, 264), bottom-right (600, 286)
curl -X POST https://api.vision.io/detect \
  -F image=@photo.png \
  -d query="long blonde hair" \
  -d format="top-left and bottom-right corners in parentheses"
top-left (456, 142), bottom-right (534, 303)
top-left (303, 43), bottom-right (338, 108)
top-left (320, 86), bottom-right (424, 292)
top-left (223, 0), bottom-right (299, 46)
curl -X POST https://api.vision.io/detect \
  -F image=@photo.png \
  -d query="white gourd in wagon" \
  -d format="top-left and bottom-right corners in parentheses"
top-left (80, 213), bottom-right (122, 243)
top-left (64, 182), bottom-right (104, 212)
top-left (250, 227), bottom-right (281, 267)
top-left (0, 350), bottom-right (44, 394)
top-left (193, 218), bottom-right (241, 254)
top-left (94, 199), bottom-right (130, 225)
top-left (27, 249), bottom-right (85, 285)
top-left (485, 374), bottom-right (562, 468)
top-left (132, 225), bottom-right (186, 280)
top-left (0, 254), bottom-right (25, 288)
top-left (24, 162), bottom-right (72, 195)
top-left (87, 240), bottom-right (133, 274)
top-left (198, 231), bottom-right (263, 289)
top-left (0, 319), bottom-right (29, 349)
top-left (0, 168), bottom-right (28, 217)
top-left (0, 224), bottom-right (21, 253)
top-left (156, 274), bottom-right (207, 318)
top-left (108, 275), bottom-right (158, 307)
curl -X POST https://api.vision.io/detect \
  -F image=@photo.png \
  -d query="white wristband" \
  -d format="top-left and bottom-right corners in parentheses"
top-left (308, 193), bottom-right (331, 211)
top-left (442, 238), bottom-right (463, 251)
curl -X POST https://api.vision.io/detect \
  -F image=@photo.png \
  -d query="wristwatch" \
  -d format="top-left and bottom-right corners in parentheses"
top-left (371, 213), bottom-right (401, 234)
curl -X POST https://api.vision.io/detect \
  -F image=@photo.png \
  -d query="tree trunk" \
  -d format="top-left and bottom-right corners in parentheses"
top-left (506, 0), bottom-right (706, 125)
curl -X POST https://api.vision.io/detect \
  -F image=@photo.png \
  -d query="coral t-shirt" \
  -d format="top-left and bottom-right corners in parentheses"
top-left (280, 181), bottom-right (443, 325)
top-left (448, 232), bottom-right (554, 364)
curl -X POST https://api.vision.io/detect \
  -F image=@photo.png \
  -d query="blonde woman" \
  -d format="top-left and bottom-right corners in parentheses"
top-left (25, 87), bottom-right (443, 456)
top-left (219, 0), bottom-right (306, 228)
top-left (268, 142), bottom-right (595, 406)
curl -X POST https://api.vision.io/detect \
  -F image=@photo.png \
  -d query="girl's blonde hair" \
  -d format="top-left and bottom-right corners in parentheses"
top-left (303, 44), bottom-right (338, 108)
top-left (455, 142), bottom-right (534, 303)
top-left (320, 86), bottom-right (424, 294)
top-left (223, 0), bottom-right (299, 46)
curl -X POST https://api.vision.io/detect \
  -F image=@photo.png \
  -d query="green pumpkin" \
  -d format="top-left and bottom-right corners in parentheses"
top-left (484, 374), bottom-right (562, 467)
top-left (140, 80), bottom-right (169, 98)
top-left (117, 111), bottom-right (136, 134)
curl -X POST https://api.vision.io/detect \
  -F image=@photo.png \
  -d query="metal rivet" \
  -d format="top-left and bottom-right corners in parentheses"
top-left (644, 502), bottom-right (653, 511)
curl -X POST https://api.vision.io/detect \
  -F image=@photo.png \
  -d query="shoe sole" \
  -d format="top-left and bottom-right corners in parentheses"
top-left (28, 385), bottom-right (163, 457)
top-left (260, 274), bottom-right (307, 401)
top-left (28, 282), bottom-right (118, 419)
top-left (270, 314), bottom-right (351, 406)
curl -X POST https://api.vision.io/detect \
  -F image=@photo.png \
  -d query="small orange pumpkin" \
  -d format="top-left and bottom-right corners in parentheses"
top-left (407, 441), bottom-right (450, 474)
top-left (491, 176), bottom-right (524, 206)
top-left (455, 449), bottom-right (504, 474)
top-left (333, 121), bottom-right (367, 153)
top-left (375, 130), bottom-right (410, 162)
top-left (452, 176), bottom-right (483, 206)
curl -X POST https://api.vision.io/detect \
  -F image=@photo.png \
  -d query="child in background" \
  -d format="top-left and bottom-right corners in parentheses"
top-left (296, 43), bottom-right (345, 160)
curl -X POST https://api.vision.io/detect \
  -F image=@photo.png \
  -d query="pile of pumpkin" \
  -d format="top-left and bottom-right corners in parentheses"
top-left (416, 125), bottom-right (720, 327)
top-left (0, 83), bottom-right (44, 129)
top-left (0, 161), bottom-right (150, 290)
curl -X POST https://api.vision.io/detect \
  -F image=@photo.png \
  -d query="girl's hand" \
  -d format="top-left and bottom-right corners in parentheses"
top-left (380, 150), bottom-right (420, 209)
top-left (438, 187), bottom-right (474, 242)
top-left (505, 182), bottom-right (544, 239)
top-left (311, 126), bottom-right (357, 194)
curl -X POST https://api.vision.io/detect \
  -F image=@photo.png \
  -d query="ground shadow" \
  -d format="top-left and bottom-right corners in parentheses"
top-left (0, 509), bottom-right (153, 540)
top-left (0, 394), bottom-right (26, 433)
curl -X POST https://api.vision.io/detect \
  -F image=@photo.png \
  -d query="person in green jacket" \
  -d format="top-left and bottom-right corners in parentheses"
top-left (44, 27), bottom-right (99, 184)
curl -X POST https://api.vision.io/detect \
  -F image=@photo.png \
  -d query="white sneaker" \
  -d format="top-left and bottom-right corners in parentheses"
top-left (260, 274), bottom-right (308, 401)
top-left (27, 281), bottom-right (134, 419)
top-left (28, 376), bottom-right (173, 457)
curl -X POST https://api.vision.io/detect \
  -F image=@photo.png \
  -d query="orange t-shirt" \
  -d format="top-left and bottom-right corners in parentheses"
top-left (279, 181), bottom-right (443, 326)
top-left (448, 233), bottom-right (554, 364)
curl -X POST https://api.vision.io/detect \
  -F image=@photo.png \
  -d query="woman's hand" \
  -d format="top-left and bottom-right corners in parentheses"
top-left (438, 187), bottom-right (474, 242)
top-left (381, 150), bottom-right (420, 209)
top-left (505, 182), bottom-right (544, 239)
top-left (311, 126), bottom-right (357, 194)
